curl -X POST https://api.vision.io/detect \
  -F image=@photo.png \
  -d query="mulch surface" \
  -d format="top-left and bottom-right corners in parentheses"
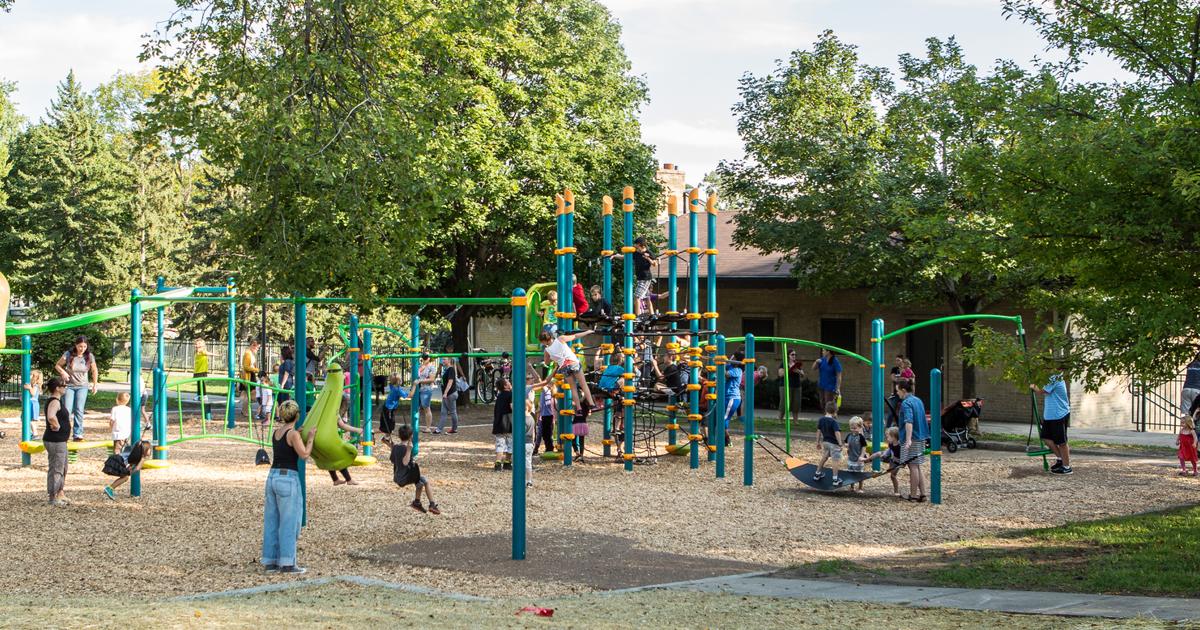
top-left (357, 529), bottom-right (769, 590)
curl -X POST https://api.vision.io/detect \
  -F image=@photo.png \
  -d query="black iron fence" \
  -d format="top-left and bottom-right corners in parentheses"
top-left (1130, 370), bottom-right (1185, 432)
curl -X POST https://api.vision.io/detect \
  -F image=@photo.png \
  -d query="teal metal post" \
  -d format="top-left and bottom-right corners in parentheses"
top-left (348, 315), bottom-right (360, 432)
top-left (20, 335), bottom-right (32, 467)
top-left (154, 366), bottom-right (166, 458)
top-left (363, 331), bottom-right (375, 455)
top-left (293, 297), bottom-right (308, 526)
top-left (130, 289), bottom-right (145, 494)
top-left (622, 187), bottom-right (636, 471)
top-left (361, 332), bottom-right (373, 459)
top-left (688, 190), bottom-right (701, 470)
top-left (410, 316), bottom-right (421, 440)
top-left (511, 288), bottom-right (528, 560)
top-left (871, 318), bottom-right (885, 472)
top-left (715, 334), bottom-right (727, 478)
top-left (555, 194), bottom-right (573, 468)
top-left (155, 276), bottom-right (166, 389)
top-left (564, 190), bottom-right (579, 459)
top-left (705, 193), bottom-right (718, 463)
top-left (226, 278), bottom-right (237, 428)
top-left (667, 195), bottom-right (679, 448)
top-left (743, 334), bottom-right (756, 486)
top-left (601, 196), bottom-right (613, 458)
top-left (931, 368), bottom-right (942, 505)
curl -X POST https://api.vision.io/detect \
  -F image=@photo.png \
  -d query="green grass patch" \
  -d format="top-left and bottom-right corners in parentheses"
top-left (782, 505), bottom-right (1200, 598)
top-left (0, 390), bottom-right (120, 416)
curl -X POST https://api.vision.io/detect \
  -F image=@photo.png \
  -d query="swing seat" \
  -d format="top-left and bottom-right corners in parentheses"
top-left (351, 454), bottom-right (377, 467)
top-left (1025, 447), bottom-right (1053, 457)
top-left (142, 459), bottom-right (171, 469)
top-left (20, 440), bottom-right (113, 454)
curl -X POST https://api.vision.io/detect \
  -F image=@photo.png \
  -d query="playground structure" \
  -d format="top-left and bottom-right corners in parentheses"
top-left (4, 277), bottom-right (529, 513)
top-left (519, 187), bottom-right (727, 473)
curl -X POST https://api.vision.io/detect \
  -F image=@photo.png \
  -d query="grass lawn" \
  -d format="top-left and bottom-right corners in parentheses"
top-left (781, 505), bottom-right (1200, 598)
top-left (0, 390), bottom-right (120, 416)
top-left (978, 431), bottom-right (1177, 456)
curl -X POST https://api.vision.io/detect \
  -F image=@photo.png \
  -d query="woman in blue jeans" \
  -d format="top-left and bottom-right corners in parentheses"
top-left (54, 335), bottom-right (98, 441)
top-left (261, 400), bottom-right (316, 574)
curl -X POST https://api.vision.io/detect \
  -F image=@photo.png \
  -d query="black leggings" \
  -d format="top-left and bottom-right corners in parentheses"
top-left (329, 468), bottom-right (351, 482)
top-left (380, 407), bottom-right (396, 435)
top-left (536, 416), bottom-right (555, 452)
top-left (574, 435), bottom-right (585, 455)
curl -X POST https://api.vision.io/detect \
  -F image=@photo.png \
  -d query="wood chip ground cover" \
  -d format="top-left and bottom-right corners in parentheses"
top-left (1, 405), bottom-right (1194, 602)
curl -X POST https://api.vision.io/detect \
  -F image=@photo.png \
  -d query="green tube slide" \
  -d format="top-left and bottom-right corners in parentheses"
top-left (4, 287), bottom-right (195, 337)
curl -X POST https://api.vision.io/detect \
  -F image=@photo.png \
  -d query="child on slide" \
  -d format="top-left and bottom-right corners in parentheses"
top-left (1178, 414), bottom-right (1198, 476)
top-left (814, 401), bottom-right (844, 487)
top-left (102, 440), bottom-right (152, 501)
top-left (863, 426), bottom-right (903, 497)
top-left (539, 290), bottom-right (559, 337)
top-left (391, 425), bottom-right (440, 515)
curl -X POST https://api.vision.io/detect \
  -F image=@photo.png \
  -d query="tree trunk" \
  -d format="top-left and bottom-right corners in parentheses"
top-left (954, 319), bottom-right (977, 400)
top-left (449, 305), bottom-right (474, 355)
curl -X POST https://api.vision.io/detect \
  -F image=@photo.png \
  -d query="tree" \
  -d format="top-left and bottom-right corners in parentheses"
top-left (0, 79), bottom-right (23, 213)
top-left (2, 72), bottom-right (135, 317)
top-left (988, 0), bottom-right (1200, 388)
top-left (718, 32), bottom-right (1046, 398)
top-left (143, 0), bottom-right (659, 351)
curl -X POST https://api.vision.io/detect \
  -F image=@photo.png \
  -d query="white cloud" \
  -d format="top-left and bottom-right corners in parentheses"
top-left (0, 10), bottom-right (153, 119)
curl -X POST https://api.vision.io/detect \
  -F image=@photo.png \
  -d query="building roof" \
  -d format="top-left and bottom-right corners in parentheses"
top-left (654, 209), bottom-right (793, 279)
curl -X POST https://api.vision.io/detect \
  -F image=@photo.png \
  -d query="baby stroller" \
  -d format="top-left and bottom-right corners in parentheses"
top-left (940, 398), bottom-right (982, 453)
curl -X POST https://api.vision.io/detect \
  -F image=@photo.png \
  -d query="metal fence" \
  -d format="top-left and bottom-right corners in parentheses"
top-left (0, 374), bottom-right (21, 403)
top-left (1130, 369), bottom-right (1185, 432)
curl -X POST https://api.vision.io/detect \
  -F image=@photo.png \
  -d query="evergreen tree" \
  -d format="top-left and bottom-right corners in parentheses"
top-left (2, 71), bottom-right (134, 317)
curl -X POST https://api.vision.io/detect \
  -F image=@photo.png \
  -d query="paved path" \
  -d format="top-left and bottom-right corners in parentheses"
top-left (978, 420), bottom-right (1177, 448)
top-left (648, 574), bottom-right (1200, 622)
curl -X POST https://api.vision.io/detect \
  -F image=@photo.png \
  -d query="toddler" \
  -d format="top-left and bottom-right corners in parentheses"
top-left (381, 372), bottom-right (406, 438)
top-left (23, 368), bottom-right (43, 406)
top-left (1178, 414), bottom-right (1198, 476)
top-left (844, 416), bottom-right (869, 493)
top-left (864, 426), bottom-right (904, 497)
top-left (256, 373), bottom-right (275, 424)
top-left (533, 380), bottom-right (556, 456)
top-left (493, 378), bottom-right (514, 470)
top-left (539, 290), bottom-right (559, 337)
top-left (813, 401), bottom-right (843, 487)
top-left (109, 392), bottom-right (133, 454)
top-left (391, 425), bottom-right (440, 514)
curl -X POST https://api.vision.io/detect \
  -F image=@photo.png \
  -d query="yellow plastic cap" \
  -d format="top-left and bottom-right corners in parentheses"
top-left (602, 195), bottom-right (613, 216)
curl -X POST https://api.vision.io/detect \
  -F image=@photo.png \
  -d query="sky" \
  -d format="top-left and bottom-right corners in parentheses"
top-left (0, 0), bottom-right (1125, 184)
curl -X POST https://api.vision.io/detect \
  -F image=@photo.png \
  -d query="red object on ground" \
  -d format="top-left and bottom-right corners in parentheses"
top-left (516, 606), bottom-right (555, 617)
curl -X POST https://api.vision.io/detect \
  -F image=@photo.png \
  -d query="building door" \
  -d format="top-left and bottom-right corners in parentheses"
top-left (905, 320), bottom-right (944, 407)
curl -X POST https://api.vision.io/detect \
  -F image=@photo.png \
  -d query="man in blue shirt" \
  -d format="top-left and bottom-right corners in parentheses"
top-left (812, 350), bottom-right (843, 412)
top-left (1030, 369), bottom-right (1072, 475)
top-left (897, 381), bottom-right (928, 501)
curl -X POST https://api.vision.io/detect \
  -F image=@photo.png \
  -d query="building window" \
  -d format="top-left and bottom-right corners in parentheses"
top-left (741, 316), bottom-right (776, 353)
top-left (820, 318), bottom-right (857, 355)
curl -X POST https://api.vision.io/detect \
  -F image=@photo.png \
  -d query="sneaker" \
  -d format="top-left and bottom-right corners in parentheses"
top-left (503, 462), bottom-right (513, 470)
top-left (278, 565), bottom-right (307, 574)
top-left (49, 499), bottom-right (65, 507)
top-left (831, 477), bottom-right (843, 487)
top-left (494, 462), bottom-right (502, 471)
top-left (1059, 466), bottom-right (1073, 475)
top-left (428, 502), bottom-right (441, 515)
top-left (812, 473), bottom-right (824, 481)
top-left (447, 429), bottom-right (458, 434)
top-left (526, 480), bottom-right (533, 488)
top-left (263, 564), bottom-right (279, 573)
top-left (1050, 462), bottom-right (1064, 473)
top-left (103, 486), bottom-right (115, 501)
top-left (72, 436), bottom-right (83, 442)
top-left (410, 500), bottom-right (427, 513)
top-left (431, 429), bottom-right (442, 434)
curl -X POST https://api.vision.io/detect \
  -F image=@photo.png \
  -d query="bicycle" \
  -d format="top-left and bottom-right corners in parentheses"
top-left (471, 348), bottom-right (511, 404)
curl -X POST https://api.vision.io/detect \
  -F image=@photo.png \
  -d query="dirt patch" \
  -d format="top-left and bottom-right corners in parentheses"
top-left (356, 529), bottom-right (769, 590)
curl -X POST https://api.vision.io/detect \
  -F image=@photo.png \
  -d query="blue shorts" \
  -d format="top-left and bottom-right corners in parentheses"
top-left (418, 388), bottom-right (433, 409)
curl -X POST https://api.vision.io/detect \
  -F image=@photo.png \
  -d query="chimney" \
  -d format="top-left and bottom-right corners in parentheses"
top-left (655, 163), bottom-right (687, 225)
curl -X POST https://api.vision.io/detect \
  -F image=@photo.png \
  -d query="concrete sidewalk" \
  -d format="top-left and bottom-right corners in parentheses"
top-left (979, 420), bottom-right (1177, 449)
top-left (650, 574), bottom-right (1199, 623)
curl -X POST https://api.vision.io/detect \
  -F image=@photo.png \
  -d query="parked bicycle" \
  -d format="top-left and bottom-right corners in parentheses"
top-left (471, 349), bottom-right (511, 404)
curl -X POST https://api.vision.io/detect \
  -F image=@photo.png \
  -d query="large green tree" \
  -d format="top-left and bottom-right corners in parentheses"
top-left (986, 0), bottom-right (1200, 388)
top-left (718, 33), bottom-right (1046, 397)
top-left (0, 80), bottom-right (23, 213)
top-left (144, 0), bottom-right (658, 351)
top-left (2, 72), bottom-right (135, 317)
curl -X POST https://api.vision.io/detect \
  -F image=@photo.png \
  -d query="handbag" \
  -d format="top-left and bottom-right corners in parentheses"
top-left (456, 376), bottom-right (470, 392)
